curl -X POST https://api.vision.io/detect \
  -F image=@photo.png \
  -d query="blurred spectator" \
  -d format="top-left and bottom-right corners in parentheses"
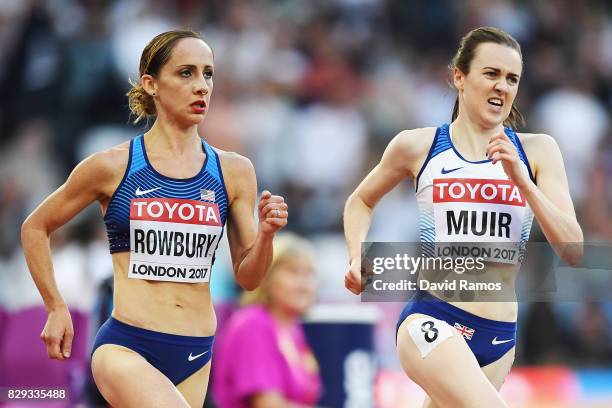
top-left (54, 0), bottom-right (126, 171)
top-left (583, 136), bottom-right (612, 240)
top-left (568, 302), bottom-right (612, 366)
top-left (532, 85), bottom-right (609, 202)
top-left (0, 4), bottom-right (63, 145)
top-left (521, 302), bottom-right (571, 365)
top-left (212, 233), bottom-right (322, 408)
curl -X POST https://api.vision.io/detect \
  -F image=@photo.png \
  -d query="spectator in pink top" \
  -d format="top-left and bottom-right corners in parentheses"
top-left (212, 233), bottom-right (322, 408)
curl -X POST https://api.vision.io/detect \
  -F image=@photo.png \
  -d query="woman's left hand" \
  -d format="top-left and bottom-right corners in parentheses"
top-left (487, 132), bottom-right (530, 189)
top-left (258, 190), bottom-right (288, 235)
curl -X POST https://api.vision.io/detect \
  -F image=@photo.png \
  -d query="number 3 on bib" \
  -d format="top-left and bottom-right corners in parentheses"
top-left (407, 317), bottom-right (454, 358)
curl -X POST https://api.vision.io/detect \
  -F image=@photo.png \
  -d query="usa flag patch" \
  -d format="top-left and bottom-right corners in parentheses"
top-left (453, 322), bottom-right (475, 340)
top-left (200, 189), bottom-right (216, 202)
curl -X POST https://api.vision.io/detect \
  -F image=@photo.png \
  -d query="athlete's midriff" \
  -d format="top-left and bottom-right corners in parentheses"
top-left (421, 263), bottom-right (519, 322)
top-left (110, 252), bottom-right (217, 337)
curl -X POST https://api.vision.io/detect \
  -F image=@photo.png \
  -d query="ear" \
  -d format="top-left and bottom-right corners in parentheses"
top-left (140, 74), bottom-right (157, 96)
top-left (453, 67), bottom-right (465, 92)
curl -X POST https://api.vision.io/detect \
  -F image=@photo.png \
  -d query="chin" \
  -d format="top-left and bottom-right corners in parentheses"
top-left (182, 115), bottom-right (206, 127)
top-left (481, 112), bottom-right (505, 128)
top-left (287, 303), bottom-right (310, 317)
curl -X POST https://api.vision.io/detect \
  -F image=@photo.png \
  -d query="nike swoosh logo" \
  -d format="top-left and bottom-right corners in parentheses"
top-left (441, 167), bottom-right (463, 174)
top-left (135, 187), bottom-right (162, 196)
top-left (188, 351), bottom-right (209, 362)
top-left (491, 337), bottom-right (513, 345)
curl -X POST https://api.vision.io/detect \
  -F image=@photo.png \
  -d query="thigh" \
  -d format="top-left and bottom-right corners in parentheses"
top-left (420, 348), bottom-right (515, 408)
top-left (481, 347), bottom-right (515, 390)
top-left (92, 344), bottom-right (190, 408)
top-left (397, 313), bottom-right (508, 408)
top-left (176, 360), bottom-right (211, 408)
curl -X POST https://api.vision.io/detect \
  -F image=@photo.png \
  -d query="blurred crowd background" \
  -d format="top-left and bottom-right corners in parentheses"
top-left (0, 0), bottom-right (611, 407)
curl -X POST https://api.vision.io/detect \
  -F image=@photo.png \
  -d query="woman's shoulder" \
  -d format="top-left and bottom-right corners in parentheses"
top-left (91, 140), bottom-right (132, 171)
top-left (213, 148), bottom-right (256, 202)
top-left (389, 127), bottom-right (438, 158)
top-left (515, 132), bottom-right (558, 149)
top-left (394, 126), bottom-right (438, 148)
top-left (214, 148), bottom-right (254, 176)
top-left (514, 132), bottom-right (561, 162)
top-left (382, 127), bottom-right (438, 177)
top-left (66, 140), bottom-right (131, 197)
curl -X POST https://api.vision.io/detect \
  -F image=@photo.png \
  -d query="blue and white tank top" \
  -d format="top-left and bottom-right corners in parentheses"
top-left (103, 135), bottom-right (228, 283)
top-left (415, 124), bottom-right (534, 263)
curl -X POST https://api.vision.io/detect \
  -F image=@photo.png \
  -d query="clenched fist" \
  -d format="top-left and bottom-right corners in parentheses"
top-left (258, 190), bottom-right (288, 235)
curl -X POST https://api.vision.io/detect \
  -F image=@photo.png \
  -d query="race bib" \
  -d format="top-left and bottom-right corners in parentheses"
top-left (406, 317), bottom-right (454, 358)
top-left (432, 178), bottom-right (526, 264)
top-left (128, 198), bottom-right (223, 283)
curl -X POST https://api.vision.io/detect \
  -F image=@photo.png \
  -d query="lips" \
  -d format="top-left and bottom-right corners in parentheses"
top-left (190, 100), bottom-right (207, 114)
top-left (487, 97), bottom-right (503, 107)
top-left (191, 100), bottom-right (206, 108)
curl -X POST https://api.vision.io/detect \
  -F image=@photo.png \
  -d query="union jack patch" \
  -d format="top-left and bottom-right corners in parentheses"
top-left (200, 189), bottom-right (216, 202)
top-left (453, 322), bottom-right (475, 340)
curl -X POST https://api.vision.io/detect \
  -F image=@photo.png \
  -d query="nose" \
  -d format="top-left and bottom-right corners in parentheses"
top-left (195, 84), bottom-right (209, 96)
top-left (194, 79), bottom-right (209, 96)
top-left (494, 78), bottom-right (509, 94)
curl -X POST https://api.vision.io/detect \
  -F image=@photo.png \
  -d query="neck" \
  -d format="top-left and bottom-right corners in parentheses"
top-left (145, 116), bottom-right (201, 155)
top-left (267, 303), bottom-right (299, 328)
top-left (451, 115), bottom-right (505, 161)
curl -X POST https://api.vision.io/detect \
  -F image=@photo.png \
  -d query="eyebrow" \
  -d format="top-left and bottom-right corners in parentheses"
top-left (482, 67), bottom-right (520, 77)
top-left (176, 64), bottom-right (213, 69)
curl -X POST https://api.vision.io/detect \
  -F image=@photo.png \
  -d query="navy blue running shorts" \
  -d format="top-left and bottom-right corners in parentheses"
top-left (92, 317), bottom-right (214, 385)
top-left (397, 290), bottom-right (516, 367)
